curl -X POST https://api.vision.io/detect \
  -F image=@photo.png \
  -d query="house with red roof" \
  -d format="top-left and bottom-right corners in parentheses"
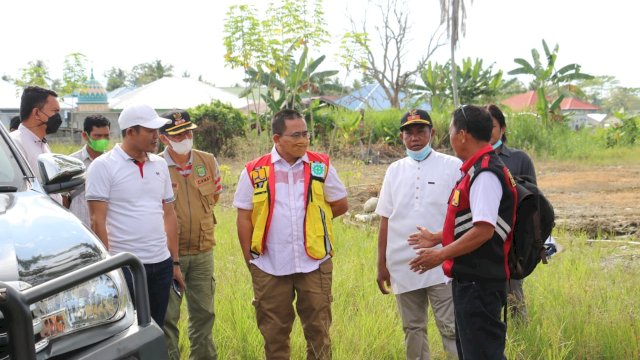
top-left (501, 90), bottom-right (606, 128)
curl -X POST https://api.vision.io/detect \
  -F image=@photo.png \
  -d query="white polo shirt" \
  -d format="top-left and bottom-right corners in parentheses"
top-left (375, 151), bottom-right (462, 294)
top-left (85, 144), bottom-right (174, 264)
top-left (10, 124), bottom-right (62, 204)
top-left (233, 147), bottom-right (348, 276)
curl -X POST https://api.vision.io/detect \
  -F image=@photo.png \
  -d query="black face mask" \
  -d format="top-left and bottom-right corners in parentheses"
top-left (44, 112), bottom-right (63, 134)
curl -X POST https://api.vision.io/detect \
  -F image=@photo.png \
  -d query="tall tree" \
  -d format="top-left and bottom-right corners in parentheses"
top-left (60, 52), bottom-right (88, 96)
top-left (104, 67), bottom-right (128, 91)
top-left (223, 0), bottom-right (331, 128)
top-left (439, 0), bottom-right (471, 107)
top-left (341, 0), bottom-right (444, 108)
top-left (128, 60), bottom-right (173, 87)
top-left (603, 87), bottom-right (640, 113)
top-left (576, 75), bottom-right (618, 106)
top-left (509, 39), bottom-right (593, 121)
top-left (15, 60), bottom-right (51, 89)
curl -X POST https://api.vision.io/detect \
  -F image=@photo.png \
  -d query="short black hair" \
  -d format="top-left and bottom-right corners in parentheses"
top-left (83, 114), bottom-right (111, 134)
top-left (121, 125), bottom-right (141, 138)
top-left (9, 116), bottom-right (20, 131)
top-left (486, 104), bottom-right (507, 143)
top-left (452, 105), bottom-right (492, 142)
top-left (20, 86), bottom-right (58, 121)
top-left (272, 109), bottom-right (304, 135)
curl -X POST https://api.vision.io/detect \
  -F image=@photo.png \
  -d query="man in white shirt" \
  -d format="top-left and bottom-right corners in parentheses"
top-left (86, 104), bottom-right (184, 327)
top-left (67, 114), bottom-right (111, 227)
top-left (375, 109), bottom-right (461, 359)
top-left (234, 109), bottom-right (348, 360)
top-left (10, 86), bottom-right (63, 204)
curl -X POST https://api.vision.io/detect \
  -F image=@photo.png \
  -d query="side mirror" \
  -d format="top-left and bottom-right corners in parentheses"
top-left (37, 154), bottom-right (86, 194)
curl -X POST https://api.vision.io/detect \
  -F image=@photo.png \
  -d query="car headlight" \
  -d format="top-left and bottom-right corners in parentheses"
top-left (31, 270), bottom-right (131, 341)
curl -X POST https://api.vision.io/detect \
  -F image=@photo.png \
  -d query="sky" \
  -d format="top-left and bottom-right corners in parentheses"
top-left (1, 0), bottom-right (638, 90)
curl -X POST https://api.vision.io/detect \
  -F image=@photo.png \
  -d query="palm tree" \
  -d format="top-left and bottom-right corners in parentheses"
top-left (439, 0), bottom-right (471, 107)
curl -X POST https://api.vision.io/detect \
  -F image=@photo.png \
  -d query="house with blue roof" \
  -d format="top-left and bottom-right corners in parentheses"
top-left (335, 83), bottom-right (431, 111)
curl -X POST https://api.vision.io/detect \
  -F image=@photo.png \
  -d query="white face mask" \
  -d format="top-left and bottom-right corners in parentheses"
top-left (169, 138), bottom-right (193, 155)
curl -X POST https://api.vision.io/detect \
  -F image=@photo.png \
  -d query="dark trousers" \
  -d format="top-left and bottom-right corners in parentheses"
top-left (123, 256), bottom-right (174, 327)
top-left (452, 279), bottom-right (507, 360)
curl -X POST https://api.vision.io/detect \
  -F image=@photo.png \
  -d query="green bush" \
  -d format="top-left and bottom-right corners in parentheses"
top-left (605, 113), bottom-right (639, 148)
top-left (188, 100), bottom-right (247, 157)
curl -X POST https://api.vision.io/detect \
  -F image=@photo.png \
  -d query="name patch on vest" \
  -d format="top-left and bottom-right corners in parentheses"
top-left (451, 189), bottom-right (460, 207)
top-left (196, 175), bottom-right (212, 187)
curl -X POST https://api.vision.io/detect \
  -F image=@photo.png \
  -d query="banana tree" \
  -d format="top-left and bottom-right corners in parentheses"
top-left (413, 58), bottom-right (514, 111)
top-left (509, 39), bottom-right (593, 121)
top-left (241, 45), bottom-right (339, 113)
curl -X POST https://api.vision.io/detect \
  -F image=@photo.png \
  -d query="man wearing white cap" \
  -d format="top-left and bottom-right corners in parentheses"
top-left (86, 104), bottom-right (185, 327)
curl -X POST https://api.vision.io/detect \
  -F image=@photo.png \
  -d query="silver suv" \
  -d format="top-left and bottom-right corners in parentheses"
top-left (0, 125), bottom-right (167, 360)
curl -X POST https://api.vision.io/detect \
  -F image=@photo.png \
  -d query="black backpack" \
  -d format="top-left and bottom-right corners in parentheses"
top-left (509, 175), bottom-right (556, 280)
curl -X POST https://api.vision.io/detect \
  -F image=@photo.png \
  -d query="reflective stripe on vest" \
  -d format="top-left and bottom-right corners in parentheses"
top-left (246, 151), bottom-right (335, 259)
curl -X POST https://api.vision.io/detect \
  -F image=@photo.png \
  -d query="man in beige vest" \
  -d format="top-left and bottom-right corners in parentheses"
top-left (159, 109), bottom-right (221, 360)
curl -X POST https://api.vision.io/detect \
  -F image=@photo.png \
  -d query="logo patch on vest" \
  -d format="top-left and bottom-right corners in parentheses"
top-left (250, 166), bottom-right (269, 189)
top-left (451, 189), bottom-right (460, 207)
top-left (196, 165), bottom-right (206, 177)
top-left (311, 162), bottom-right (326, 177)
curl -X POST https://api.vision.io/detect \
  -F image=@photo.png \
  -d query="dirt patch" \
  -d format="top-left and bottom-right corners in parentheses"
top-left (219, 156), bottom-right (640, 239)
top-left (336, 159), bottom-right (640, 238)
top-left (538, 163), bottom-right (640, 237)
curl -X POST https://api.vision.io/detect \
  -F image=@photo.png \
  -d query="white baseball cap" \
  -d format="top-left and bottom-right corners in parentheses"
top-left (118, 104), bottom-right (171, 130)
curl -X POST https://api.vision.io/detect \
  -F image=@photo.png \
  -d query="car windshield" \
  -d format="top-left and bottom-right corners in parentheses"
top-left (0, 129), bottom-right (27, 192)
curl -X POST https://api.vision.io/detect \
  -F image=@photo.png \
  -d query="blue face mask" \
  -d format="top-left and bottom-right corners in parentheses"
top-left (406, 144), bottom-right (432, 161)
top-left (492, 139), bottom-right (503, 150)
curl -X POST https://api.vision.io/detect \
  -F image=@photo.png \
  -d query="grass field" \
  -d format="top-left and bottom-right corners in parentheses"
top-left (169, 209), bottom-right (639, 360)
top-left (48, 142), bottom-right (640, 359)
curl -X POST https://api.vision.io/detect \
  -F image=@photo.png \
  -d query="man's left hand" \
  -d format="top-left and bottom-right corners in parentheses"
top-left (409, 248), bottom-right (443, 274)
top-left (173, 265), bottom-right (186, 290)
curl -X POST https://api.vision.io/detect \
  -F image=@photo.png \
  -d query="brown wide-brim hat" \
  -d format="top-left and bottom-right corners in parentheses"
top-left (159, 109), bottom-right (198, 135)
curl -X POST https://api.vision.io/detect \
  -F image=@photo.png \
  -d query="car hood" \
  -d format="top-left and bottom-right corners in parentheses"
top-left (0, 190), bottom-right (106, 287)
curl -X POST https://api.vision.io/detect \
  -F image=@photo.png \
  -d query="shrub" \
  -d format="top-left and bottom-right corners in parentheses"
top-left (605, 112), bottom-right (639, 148)
top-left (189, 100), bottom-right (247, 157)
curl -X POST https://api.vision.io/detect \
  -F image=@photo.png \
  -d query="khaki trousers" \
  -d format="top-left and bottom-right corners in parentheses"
top-left (249, 259), bottom-right (333, 360)
top-left (395, 283), bottom-right (458, 360)
top-left (164, 251), bottom-right (217, 360)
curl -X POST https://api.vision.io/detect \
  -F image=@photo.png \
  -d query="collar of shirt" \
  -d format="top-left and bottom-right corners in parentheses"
top-left (17, 123), bottom-right (46, 144)
top-left (460, 144), bottom-right (494, 173)
top-left (162, 150), bottom-right (193, 167)
top-left (113, 143), bottom-right (157, 163)
top-left (270, 145), bottom-right (309, 166)
top-left (499, 144), bottom-right (513, 158)
top-left (80, 145), bottom-right (93, 161)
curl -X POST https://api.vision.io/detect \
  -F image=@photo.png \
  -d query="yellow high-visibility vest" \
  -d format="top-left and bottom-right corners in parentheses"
top-left (245, 151), bottom-right (335, 259)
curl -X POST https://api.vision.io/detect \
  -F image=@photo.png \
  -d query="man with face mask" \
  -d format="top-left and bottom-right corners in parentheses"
top-left (65, 114), bottom-right (111, 227)
top-left (10, 86), bottom-right (63, 204)
top-left (375, 109), bottom-right (462, 359)
top-left (158, 109), bottom-right (221, 360)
